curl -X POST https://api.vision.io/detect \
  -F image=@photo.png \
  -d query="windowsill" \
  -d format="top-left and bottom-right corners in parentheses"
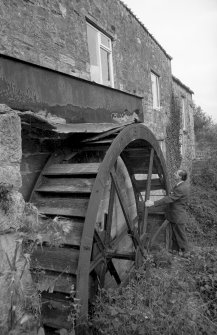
top-left (90, 78), bottom-right (114, 88)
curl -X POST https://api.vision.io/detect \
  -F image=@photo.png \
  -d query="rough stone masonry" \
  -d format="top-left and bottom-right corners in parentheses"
top-left (0, 104), bottom-right (35, 334)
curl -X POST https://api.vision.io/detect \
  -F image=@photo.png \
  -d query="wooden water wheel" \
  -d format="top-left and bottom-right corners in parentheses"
top-left (30, 123), bottom-right (169, 331)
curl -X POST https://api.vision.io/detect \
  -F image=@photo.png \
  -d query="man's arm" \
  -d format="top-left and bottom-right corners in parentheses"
top-left (145, 186), bottom-right (183, 207)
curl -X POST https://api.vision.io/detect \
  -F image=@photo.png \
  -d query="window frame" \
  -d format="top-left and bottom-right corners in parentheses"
top-left (151, 71), bottom-right (160, 110)
top-left (86, 22), bottom-right (114, 87)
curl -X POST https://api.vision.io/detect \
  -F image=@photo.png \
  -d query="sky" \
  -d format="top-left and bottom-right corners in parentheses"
top-left (122, 0), bottom-right (217, 122)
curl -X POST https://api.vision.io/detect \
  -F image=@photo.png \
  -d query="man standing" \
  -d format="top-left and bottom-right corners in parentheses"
top-left (145, 169), bottom-right (190, 253)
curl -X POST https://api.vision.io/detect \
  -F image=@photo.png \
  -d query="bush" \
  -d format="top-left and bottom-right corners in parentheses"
top-left (91, 252), bottom-right (217, 335)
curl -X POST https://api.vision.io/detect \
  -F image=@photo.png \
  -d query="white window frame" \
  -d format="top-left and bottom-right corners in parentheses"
top-left (87, 22), bottom-right (114, 87)
top-left (151, 72), bottom-right (160, 109)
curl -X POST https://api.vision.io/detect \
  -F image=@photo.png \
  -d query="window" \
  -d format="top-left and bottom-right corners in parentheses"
top-left (151, 72), bottom-right (160, 109)
top-left (87, 22), bottom-right (114, 87)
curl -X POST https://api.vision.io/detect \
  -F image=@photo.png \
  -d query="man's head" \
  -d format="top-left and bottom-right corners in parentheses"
top-left (174, 169), bottom-right (188, 182)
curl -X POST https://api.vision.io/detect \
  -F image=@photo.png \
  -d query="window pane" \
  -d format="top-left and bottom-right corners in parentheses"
top-left (87, 24), bottom-right (101, 83)
top-left (100, 48), bottom-right (110, 84)
top-left (151, 73), bottom-right (160, 108)
top-left (87, 24), bottom-right (98, 66)
top-left (101, 33), bottom-right (110, 48)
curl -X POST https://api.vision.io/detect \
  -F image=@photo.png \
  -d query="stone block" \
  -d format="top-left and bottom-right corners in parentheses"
top-left (0, 165), bottom-right (22, 189)
top-left (0, 109), bottom-right (22, 164)
top-left (0, 190), bottom-right (25, 231)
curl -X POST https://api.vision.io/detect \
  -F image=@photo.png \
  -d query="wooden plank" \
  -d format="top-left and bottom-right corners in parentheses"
top-left (36, 177), bottom-right (95, 194)
top-left (39, 217), bottom-right (84, 246)
top-left (137, 201), bottom-right (166, 214)
top-left (31, 246), bottom-right (79, 274)
top-left (110, 168), bottom-right (144, 256)
top-left (83, 125), bottom-right (123, 142)
top-left (29, 150), bottom-right (66, 202)
top-left (86, 139), bottom-right (113, 145)
top-left (35, 196), bottom-right (89, 217)
top-left (41, 294), bottom-right (71, 329)
top-left (135, 178), bottom-right (164, 192)
top-left (43, 163), bottom-right (100, 176)
top-left (129, 161), bottom-right (158, 174)
top-left (153, 156), bottom-right (168, 191)
top-left (142, 148), bottom-right (154, 234)
top-left (32, 271), bottom-right (76, 294)
top-left (55, 122), bottom-right (124, 134)
top-left (106, 252), bottom-right (135, 260)
top-left (104, 182), bottom-right (115, 247)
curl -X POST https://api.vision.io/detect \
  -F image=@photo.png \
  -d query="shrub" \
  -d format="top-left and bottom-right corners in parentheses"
top-left (91, 252), bottom-right (217, 335)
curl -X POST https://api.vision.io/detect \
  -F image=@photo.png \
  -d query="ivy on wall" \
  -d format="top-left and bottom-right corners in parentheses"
top-left (165, 93), bottom-right (182, 187)
top-left (0, 183), bottom-right (12, 213)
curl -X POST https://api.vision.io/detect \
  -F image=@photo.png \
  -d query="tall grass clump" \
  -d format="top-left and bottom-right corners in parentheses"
top-left (91, 250), bottom-right (217, 335)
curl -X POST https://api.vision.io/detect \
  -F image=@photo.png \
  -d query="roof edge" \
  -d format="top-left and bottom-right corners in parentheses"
top-left (172, 75), bottom-right (194, 95)
top-left (119, 0), bottom-right (172, 60)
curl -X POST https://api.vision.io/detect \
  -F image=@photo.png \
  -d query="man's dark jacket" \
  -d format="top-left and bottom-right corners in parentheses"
top-left (153, 181), bottom-right (190, 224)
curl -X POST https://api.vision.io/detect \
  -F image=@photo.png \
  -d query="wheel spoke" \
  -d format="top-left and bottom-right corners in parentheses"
top-left (110, 168), bottom-right (144, 256)
top-left (142, 148), bottom-right (154, 234)
top-left (93, 230), bottom-right (122, 285)
top-left (106, 259), bottom-right (121, 284)
top-left (104, 181), bottom-right (115, 247)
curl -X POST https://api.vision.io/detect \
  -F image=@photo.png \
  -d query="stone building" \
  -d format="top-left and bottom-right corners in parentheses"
top-left (0, 0), bottom-right (195, 197)
top-left (0, 0), bottom-right (195, 199)
top-left (0, 0), bottom-right (195, 332)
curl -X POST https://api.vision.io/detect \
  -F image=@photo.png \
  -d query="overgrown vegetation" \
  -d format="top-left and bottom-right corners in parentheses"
top-left (193, 106), bottom-right (217, 146)
top-left (91, 248), bottom-right (217, 335)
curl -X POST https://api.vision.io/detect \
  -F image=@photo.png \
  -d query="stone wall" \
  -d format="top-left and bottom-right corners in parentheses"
top-left (0, 104), bottom-right (38, 334)
top-left (172, 77), bottom-right (195, 173)
top-left (0, 0), bottom-right (172, 139)
top-left (0, 104), bottom-right (23, 230)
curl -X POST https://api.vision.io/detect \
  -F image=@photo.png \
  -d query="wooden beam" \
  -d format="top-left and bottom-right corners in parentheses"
top-left (93, 230), bottom-right (121, 285)
top-left (106, 252), bottom-right (135, 260)
top-left (43, 163), bottom-right (100, 176)
top-left (142, 148), bottom-right (154, 234)
top-left (36, 177), bottom-right (94, 194)
top-left (110, 168), bottom-right (144, 256)
top-left (104, 181), bottom-right (115, 248)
